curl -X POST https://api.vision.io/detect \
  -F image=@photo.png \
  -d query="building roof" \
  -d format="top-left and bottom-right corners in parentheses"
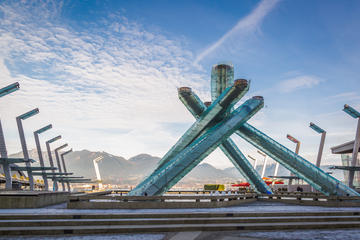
top-left (331, 140), bottom-right (360, 154)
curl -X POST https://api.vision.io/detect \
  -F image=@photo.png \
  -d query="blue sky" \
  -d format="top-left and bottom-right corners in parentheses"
top-left (0, 0), bottom-right (359, 169)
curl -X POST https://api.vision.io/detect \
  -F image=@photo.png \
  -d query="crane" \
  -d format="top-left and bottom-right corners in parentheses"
top-left (93, 156), bottom-right (104, 190)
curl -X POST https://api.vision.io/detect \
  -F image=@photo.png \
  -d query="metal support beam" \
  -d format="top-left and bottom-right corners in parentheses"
top-left (32, 172), bottom-right (72, 176)
top-left (16, 108), bottom-right (39, 190)
top-left (34, 124), bottom-right (52, 191)
top-left (61, 149), bottom-right (73, 191)
top-left (220, 139), bottom-right (272, 194)
top-left (11, 166), bottom-right (56, 171)
top-left (57, 179), bottom-right (92, 183)
top-left (156, 79), bottom-right (249, 170)
top-left (0, 82), bottom-right (19, 97)
top-left (309, 122), bottom-right (327, 168)
top-left (0, 120), bottom-right (12, 190)
top-left (46, 135), bottom-right (61, 191)
top-left (343, 104), bottom-right (360, 188)
top-left (349, 118), bottom-right (360, 188)
top-left (132, 96), bottom-right (264, 196)
top-left (177, 89), bottom-right (271, 193)
top-left (132, 80), bottom-right (249, 195)
top-left (286, 134), bottom-right (300, 186)
top-left (258, 151), bottom-right (268, 178)
top-left (0, 158), bottom-right (35, 164)
top-left (54, 144), bottom-right (68, 191)
top-left (274, 161), bottom-right (280, 177)
top-left (248, 155), bottom-right (258, 169)
top-left (0, 82), bottom-right (20, 190)
top-left (93, 156), bottom-right (104, 190)
top-left (316, 132), bottom-right (326, 167)
top-left (330, 166), bottom-right (360, 171)
top-left (236, 123), bottom-right (359, 196)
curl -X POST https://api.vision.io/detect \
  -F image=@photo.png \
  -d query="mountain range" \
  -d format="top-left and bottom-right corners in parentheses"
top-left (9, 149), bottom-right (345, 186)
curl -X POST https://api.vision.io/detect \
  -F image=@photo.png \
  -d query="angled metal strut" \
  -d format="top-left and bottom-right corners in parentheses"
top-left (179, 89), bottom-right (358, 197)
top-left (178, 88), bottom-right (271, 194)
top-left (131, 97), bottom-right (264, 196)
top-left (130, 80), bottom-right (251, 195)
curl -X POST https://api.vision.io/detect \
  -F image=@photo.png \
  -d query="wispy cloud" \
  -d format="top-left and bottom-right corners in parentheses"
top-left (277, 75), bottom-right (323, 93)
top-left (0, 1), bottom-right (207, 158)
top-left (194, 0), bottom-right (279, 64)
top-left (326, 92), bottom-right (360, 102)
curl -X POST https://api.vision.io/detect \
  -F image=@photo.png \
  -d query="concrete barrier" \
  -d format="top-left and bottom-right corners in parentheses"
top-left (258, 193), bottom-right (360, 207)
top-left (0, 191), bottom-right (70, 208)
top-left (67, 191), bottom-right (360, 209)
top-left (68, 193), bottom-right (257, 209)
top-left (0, 211), bottom-right (360, 236)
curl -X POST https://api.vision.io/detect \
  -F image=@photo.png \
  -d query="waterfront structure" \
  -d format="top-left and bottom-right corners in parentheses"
top-left (131, 63), bottom-right (358, 197)
top-left (0, 83), bottom-right (80, 192)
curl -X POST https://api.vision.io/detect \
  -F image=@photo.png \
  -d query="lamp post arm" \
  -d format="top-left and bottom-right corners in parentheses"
top-left (316, 131), bottom-right (326, 167)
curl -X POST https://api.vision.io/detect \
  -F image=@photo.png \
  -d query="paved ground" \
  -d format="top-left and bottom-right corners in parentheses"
top-left (1, 201), bottom-right (360, 239)
top-left (1, 201), bottom-right (360, 215)
top-left (1, 229), bottom-right (360, 240)
top-left (195, 229), bottom-right (360, 240)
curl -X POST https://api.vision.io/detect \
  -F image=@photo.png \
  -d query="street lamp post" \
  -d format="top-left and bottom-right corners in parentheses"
top-left (0, 82), bottom-right (20, 190)
top-left (16, 108), bottom-right (39, 191)
top-left (309, 122), bottom-right (326, 167)
top-left (34, 124), bottom-right (52, 191)
top-left (61, 149), bottom-right (72, 191)
top-left (343, 104), bottom-right (360, 189)
top-left (247, 155), bottom-right (258, 170)
top-left (287, 134), bottom-right (301, 154)
top-left (273, 161), bottom-right (280, 177)
top-left (46, 135), bottom-right (61, 191)
top-left (54, 144), bottom-right (68, 191)
top-left (258, 150), bottom-right (267, 178)
top-left (286, 134), bottom-right (300, 187)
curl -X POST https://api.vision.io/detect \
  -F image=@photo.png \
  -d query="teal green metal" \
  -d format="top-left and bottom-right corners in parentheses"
top-left (157, 79), bottom-right (249, 169)
top-left (34, 124), bottom-right (52, 134)
top-left (130, 61), bottom-right (356, 197)
top-left (31, 172), bottom-right (72, 176)
top-left (178, 88), bottom-right (272, 194)
top-left (47, 135), bottom-right (61, 143)
top-left (178, 88), bottom-right (206, 119)
top-left (343, 104), bottom-right (360, 119)
top-left (57, 179), bottom-right (92, 183)
top-left (130, 79), bottom-right (249, 196)
top-left (131, 97), bottom-right (264, 196)
top-left (211, 62), bottom-right (234, 101)
top-left (0, 82), bottom-right (19, 97)
top-left (309, 122), bottom-right (325, 134)
top-left (0, 158), bottom-right (36, 164)
top-left (18, 108), bottom-right (39, 120)
top-left (177, 86), bottom-right (357, 196)
top-left (11, 166), bottom-right (56, 171)
top-left (55, 176), bottom-right (84, 179)
top-left (236, 123), bottom-right (359, 196)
